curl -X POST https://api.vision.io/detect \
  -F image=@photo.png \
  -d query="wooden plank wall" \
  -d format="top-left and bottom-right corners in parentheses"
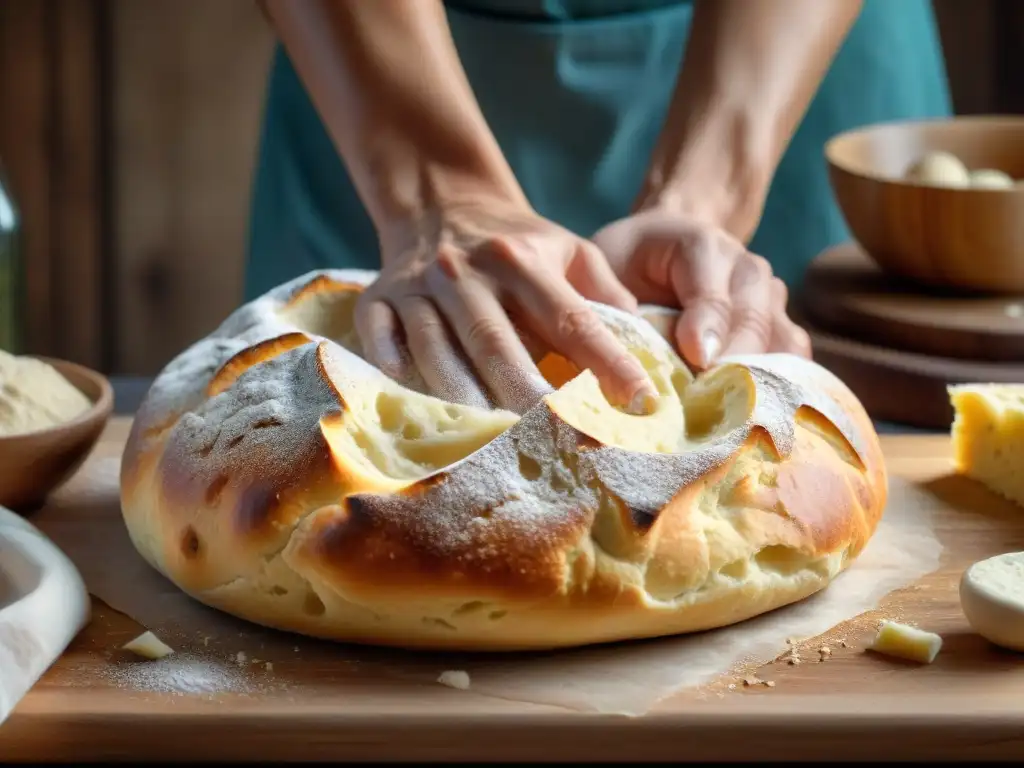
top-left (0, 0), bottom-right (105, 368)
top-left (110, 0), bottom-right (273, 375)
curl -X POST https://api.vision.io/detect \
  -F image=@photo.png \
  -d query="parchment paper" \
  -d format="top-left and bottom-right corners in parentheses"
top-left (33, 452), bottom-right (943, 716)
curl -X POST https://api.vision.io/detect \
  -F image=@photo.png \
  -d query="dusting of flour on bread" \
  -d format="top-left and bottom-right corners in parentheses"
top-left (120, 268), bottom-right (888, 653)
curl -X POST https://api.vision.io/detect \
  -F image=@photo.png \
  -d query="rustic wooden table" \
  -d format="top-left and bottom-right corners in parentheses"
top-left (5, 407), bottom-right (1024, 761)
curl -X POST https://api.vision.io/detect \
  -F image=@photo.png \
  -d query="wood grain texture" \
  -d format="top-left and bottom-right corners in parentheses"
top-left (0, 0), bottom-right (105, 368)
top-left (110, 0), bottom-right (273, 376)
top-left (794, 244), bottom-right (1024, 430)
top-left (792, 317), bottom-right (1024, 430)
top-left (0, 0), bottom-right (53, 358)
top-left (4, 419), bottom-right (1024, 761)
top-left (801, 243), bottom-right (1024, 362)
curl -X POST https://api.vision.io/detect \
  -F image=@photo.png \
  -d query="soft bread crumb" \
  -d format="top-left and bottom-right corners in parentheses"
top-left (121, 631), bottom-right (175, 660)
top-left (437, 670), bottom-right (471, 690)
top-left (868, 620), bottom-right (942, 664)
top-left (776, 647), bottom-right (802, 665)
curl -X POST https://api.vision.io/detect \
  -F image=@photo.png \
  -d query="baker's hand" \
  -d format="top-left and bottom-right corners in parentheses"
top-left (355, 198), bottom-right (658, 414)
top-left (591, 208), bottom-right (812, 370)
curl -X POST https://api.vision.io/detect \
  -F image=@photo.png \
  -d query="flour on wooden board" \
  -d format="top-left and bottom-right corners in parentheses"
top-left (94, 648), bottom-right (286, 699)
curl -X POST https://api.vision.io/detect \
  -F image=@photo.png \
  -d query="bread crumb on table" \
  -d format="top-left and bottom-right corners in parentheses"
top-left (120, 630), bottom-right (175, 660)
top-left (437, 670), bottom-right (471, 690)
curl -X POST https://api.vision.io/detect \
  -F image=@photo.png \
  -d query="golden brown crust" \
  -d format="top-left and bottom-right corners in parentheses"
top-left (119, 270), bottom-right (888, 651)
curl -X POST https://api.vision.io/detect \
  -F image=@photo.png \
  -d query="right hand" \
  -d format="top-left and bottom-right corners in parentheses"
top-left (354, 198), bottom-right (659, 415)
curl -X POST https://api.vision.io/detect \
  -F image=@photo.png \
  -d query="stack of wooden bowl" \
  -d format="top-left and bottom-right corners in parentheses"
top-left (795, 116), bottom-right (1024, 429)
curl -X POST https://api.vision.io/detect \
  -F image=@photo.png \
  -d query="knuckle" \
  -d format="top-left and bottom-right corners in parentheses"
top-left (465, 315), bottom-right (508, 353)
top-left (434, 244), bottom-right (465, 280)
top-left (733, 307), bottom-right (774, 342)
top-left (771, 276), bottom-right (789, 306)
top-left (416, 312), bottom-right (446, 340)
top-left (482, 236), bottom-right (530, 269)
top-left (693, 294), bottom-right (732, 323)
top-left (791, 325), bottom-right (813, 357)
top-left (556, 304), bottom-right (605, 345)
top-left (744, 252), bottom-right (773, 277)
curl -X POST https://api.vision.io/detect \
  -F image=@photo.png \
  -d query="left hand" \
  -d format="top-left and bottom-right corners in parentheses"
top-left (590, 207), bottom-right (812, 371)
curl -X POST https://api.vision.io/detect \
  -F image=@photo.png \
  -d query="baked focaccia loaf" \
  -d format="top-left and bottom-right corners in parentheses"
top-left (120, 270), bottom-right (888, 652)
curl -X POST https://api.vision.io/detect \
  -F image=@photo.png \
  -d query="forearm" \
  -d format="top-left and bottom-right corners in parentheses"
top-left (638, 0), bottom-right (863, 241)
top-left (260, 0), bottom-right (525, 248)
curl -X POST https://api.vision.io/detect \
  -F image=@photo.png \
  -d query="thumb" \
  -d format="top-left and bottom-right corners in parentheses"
top-left (567, 241), bottom-right (639, 315)
top-left (669, 239), bottom-right (736, 370)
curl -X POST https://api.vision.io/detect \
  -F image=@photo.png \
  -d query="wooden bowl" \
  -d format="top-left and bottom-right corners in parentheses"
top-left (825, 116), bottom-right (1024, 294)
top-left (0, 357), bottom-right (113, 512)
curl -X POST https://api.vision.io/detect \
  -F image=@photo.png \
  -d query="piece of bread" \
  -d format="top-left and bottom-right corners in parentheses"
top-left (949, 384), bottom-right (1024, 508)
top-left (119, 270), bottom-right (888, 652)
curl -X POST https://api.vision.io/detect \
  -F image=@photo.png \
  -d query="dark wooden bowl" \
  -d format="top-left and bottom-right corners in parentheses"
top-left (0, 357), bottom-right (113, 511)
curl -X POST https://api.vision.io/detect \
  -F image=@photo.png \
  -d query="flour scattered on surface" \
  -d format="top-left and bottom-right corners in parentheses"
top-left (103, 653), bottom-right (259, 697)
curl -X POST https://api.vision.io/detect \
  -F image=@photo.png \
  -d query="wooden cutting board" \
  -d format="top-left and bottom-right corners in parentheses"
top-left (801, 243), bottom-right (1024, 362)
top-left (5, 419), bottom-right (1024, 761)
top-left (796, 244), bottom-right (1024, 429)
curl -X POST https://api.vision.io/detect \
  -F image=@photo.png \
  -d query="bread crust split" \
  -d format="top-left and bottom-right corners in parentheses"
top-left (120, 270), bottom-right (887, 651)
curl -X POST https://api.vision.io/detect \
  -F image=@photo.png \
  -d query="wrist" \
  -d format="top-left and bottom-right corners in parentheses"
top-left (636, 100), bottom-right (775, 242)
top-left (370, 143), bottom-right (529, 258)
top-left (374, 160), bottom-right (532, 258)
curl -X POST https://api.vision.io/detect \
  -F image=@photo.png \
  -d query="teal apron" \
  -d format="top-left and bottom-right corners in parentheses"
top-left (245, 0), bottom-right (952, 299)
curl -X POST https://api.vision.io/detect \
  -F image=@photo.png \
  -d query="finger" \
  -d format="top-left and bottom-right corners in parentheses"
top-left (720, 252), bottom-right (775, 357)
top-left (770, 315), bottom-right (814, 358)
top-left (354, 294), bottom-right (414, 382)
top-left (394, 297), bottom-right (491, 409)
top-left (425, 267), bottom-right (553, 414)
top-left (566, 241), bottom-right (639, 314)
top-left (668, 237), bottom-right (738, 370)
top-left (508, 271), bottom-right (657, 414)
top-left (768, 278), bottom-right (813, 358)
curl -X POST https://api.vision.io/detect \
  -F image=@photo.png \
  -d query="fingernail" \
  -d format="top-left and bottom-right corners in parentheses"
top-left (701, 330), bottom-right (721, 367)
top-left (628, 387), bottom-right (659, 416)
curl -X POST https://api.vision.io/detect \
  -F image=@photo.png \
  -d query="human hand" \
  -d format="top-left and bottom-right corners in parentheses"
top-left (591, 207), bottom-right (812, 370)
top-left (355, 198), bottom-right (659, 414)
